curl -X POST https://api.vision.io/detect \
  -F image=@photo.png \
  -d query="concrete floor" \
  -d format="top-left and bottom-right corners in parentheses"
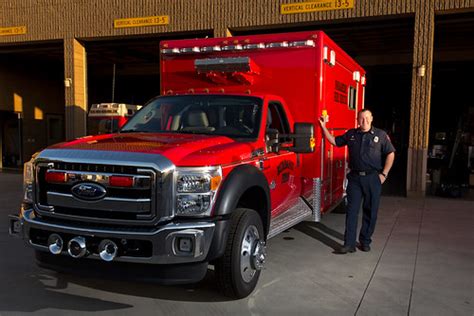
top-left (0, 171), bottom-right (472, 315)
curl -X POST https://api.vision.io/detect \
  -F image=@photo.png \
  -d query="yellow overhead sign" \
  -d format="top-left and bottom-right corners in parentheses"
top-left (114, 15), bottom-right (169, 29)
top-left (281, 0), bottom-right (354, 14)
top-left (0, 26), bottom-right (27, 36)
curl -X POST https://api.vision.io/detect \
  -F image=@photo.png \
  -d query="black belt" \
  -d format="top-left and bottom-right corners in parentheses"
top-left (350, 170), bottom-right (378, 176)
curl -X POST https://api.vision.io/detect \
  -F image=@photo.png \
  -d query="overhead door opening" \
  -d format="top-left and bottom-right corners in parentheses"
top-left (0, 42), bottom-right (64, 168)
top-left (428, 12), bottom-right (474, 199)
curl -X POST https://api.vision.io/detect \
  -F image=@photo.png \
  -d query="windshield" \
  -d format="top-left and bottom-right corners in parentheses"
top-left (121, 95), bottom-right (263, 138)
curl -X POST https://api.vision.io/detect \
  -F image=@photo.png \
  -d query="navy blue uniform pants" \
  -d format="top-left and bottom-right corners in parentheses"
top-left (344, 173), bottom-right (382, 248)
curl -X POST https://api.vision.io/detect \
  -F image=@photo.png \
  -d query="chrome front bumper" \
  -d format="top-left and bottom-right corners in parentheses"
top-left (10, 208), bottom-right (216, 265)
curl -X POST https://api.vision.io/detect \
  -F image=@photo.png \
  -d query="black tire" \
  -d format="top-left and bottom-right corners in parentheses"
top-left (214, 208), bottom-right (265, 299)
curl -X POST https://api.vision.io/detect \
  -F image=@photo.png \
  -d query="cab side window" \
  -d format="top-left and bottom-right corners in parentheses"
top-left (267, 101), bottom-right (291, 146)
top-left (267, 102), bottom-right (290, 134)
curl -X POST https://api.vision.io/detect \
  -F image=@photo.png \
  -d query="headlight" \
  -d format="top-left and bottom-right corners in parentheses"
top-left (23, 159), bottom-right (35, 203)
top-left (175, 167), bottom-right (222, 217)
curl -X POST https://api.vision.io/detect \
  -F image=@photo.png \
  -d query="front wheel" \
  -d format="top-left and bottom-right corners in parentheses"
top-left (215, 208), bottom-right (266, 299)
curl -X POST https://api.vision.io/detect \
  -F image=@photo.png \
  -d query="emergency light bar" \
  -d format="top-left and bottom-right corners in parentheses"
top-left (195, 57), bottom-right (256, 73)
top-left (161, 39), bottom-right (317, 55)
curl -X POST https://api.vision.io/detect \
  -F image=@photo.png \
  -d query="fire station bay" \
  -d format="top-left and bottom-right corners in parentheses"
top-left (1, 0), bottom-right (474, 199)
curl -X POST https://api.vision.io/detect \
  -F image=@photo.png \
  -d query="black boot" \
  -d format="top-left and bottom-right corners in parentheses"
top-left (336, 245), bottom-right (356, 254)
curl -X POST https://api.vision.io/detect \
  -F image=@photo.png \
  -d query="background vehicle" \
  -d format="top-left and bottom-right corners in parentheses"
top-left (88, 103), bottom-right (141, 135)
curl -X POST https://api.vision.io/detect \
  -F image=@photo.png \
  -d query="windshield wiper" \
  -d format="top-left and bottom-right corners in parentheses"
top-left (178, 130), bottom-right (214, 135)
top-left (120, 129), bottom-right (139, 133)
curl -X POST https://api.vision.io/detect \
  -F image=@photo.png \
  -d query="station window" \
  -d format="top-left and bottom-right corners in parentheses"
top-left (348, 86), bottom-right (357, 110)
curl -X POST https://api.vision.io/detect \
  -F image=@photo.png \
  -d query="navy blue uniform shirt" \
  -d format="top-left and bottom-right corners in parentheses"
top-left (335, 127), bottom-right (395, 172)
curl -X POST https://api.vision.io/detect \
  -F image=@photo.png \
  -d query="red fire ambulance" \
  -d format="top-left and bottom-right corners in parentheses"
top-left (10, 31), bottom-right (365, 298)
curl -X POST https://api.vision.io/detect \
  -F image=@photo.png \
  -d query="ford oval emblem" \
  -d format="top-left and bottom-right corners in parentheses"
top-left (71, 183), bottom-right (107, 201)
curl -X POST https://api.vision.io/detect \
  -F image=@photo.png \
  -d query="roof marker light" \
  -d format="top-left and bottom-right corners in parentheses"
top-left (353, 71), bottom-right (361, 82)
top-left (180, 47), bottom-right (200, 53)
top-left (323, 46), bottom-right (336, 66)
top-left (289, 40), bottom-right (315, 47)
top-left (330, 50), bottom-right (336, 66)
top-left (200, 46), bottom-right (214, 53)
top-left (222, 44), bottom-right (243, 51)
top-left (243, 43), bottom-right (265, 50)
top-left (361, 76), bottom-right (366, 85)
top-left (201, 45), bottom-right (222, 52)
top-left (161, 48), bottom-right (181, 54)
top-left (266, 41), bottom-right (289, 48)
top-left (323, 46), bottom-right (329, 61)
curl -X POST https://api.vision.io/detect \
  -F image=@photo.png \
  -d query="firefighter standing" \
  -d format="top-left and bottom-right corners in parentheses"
top-left (319, 109), bottom-right (395, 254)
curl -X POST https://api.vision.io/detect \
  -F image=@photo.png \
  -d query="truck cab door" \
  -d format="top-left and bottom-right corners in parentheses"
top-left (262, 101), bottom-right (301, 218)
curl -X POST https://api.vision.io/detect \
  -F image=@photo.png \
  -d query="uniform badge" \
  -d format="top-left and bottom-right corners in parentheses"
top-left (374, 136), bottom-right (379, 143)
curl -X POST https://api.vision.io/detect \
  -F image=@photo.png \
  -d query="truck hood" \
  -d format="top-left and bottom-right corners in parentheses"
top-left (47, 133), bottom-right (258, 166)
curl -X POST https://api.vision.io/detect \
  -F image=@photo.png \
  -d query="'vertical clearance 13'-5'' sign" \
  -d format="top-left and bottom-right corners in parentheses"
top-left (281, 0), bottom-right (354, 14)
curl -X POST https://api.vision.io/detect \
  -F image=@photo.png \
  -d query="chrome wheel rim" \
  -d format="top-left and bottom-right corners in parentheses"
top-left (240, 225), bottom-right (265, 283)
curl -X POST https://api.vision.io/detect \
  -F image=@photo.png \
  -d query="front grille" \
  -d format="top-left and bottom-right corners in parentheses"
top-left (54, 162), bottom-right (138, 174)
top-left (35, 162), bottom-right (159, 225)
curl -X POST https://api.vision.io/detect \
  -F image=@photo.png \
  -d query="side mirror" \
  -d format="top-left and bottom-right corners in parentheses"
top-left (288, 123), bottom-right (315, 153)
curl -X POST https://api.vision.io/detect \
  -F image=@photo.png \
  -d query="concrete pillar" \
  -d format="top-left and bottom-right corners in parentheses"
top-left (63, 38), bottom-right (87, 140)
top-left (407, 1), bottom-right (435, 197)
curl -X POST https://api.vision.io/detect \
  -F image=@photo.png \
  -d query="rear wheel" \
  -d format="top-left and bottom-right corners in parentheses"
top-left (215, 208), bottom-right (266, 299)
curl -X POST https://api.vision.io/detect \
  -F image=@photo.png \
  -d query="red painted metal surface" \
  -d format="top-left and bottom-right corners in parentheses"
top-left (51, 133), bottom-right (261, 167)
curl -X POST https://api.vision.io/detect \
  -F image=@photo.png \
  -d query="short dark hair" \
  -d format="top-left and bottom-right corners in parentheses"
top-left (358, 109), bottom-right (372, 116)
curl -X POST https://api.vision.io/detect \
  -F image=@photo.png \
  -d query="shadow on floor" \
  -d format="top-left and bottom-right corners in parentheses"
top-left (294, 221), bottom-right (345, 252)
